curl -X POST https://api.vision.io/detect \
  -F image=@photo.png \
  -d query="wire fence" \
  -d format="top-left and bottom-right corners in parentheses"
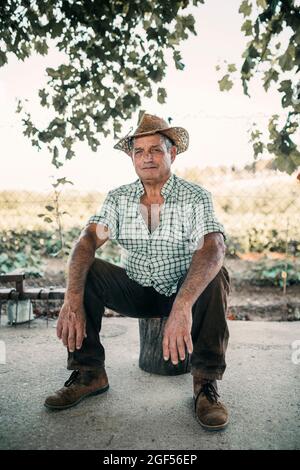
top-left (0, 167), bottom-right (299, 274)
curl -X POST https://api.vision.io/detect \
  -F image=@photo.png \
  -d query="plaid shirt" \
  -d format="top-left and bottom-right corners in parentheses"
top-left (86, 172), bottom-right (226, 296)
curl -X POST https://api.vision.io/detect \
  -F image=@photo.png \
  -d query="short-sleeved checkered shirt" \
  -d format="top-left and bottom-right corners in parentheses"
top-left (86, 172), bottom-right (226, 296)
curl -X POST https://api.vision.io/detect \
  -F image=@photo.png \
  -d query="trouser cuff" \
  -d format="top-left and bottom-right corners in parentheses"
top-left (191, 367), bottom-right (224, 381)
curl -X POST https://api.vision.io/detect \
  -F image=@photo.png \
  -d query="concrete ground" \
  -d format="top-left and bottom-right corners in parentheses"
top-left (0, 316), bottom-right (299, 450)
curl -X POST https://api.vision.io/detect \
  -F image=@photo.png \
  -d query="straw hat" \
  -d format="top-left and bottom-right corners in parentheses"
top-left (113, 112), bottom-right (189, 156)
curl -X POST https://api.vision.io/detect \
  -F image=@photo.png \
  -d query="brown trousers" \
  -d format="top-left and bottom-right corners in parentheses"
top-left (68, 258), bottom-right (231, 380)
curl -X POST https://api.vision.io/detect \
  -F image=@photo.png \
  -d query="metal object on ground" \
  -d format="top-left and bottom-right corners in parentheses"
top-left (0, 272), bottom-right (65, 327)
top-left (7, 299), bottom-right (33, 325)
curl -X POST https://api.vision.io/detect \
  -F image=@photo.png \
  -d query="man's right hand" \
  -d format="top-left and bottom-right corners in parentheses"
top-left (56, 299), bottom-right (87, 352)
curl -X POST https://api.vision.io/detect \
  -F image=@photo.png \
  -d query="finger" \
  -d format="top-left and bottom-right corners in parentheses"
top-left (169, 339), bottom-right (179, 365)
top-left (176, 337), bottom-right (186, 361)
top-left (68, 325), bottom-right (76, 353)
top-left (61, 324), bottom-right (69, 347)
top-left (162, 335), bottom-right (170, 361)
top-left (184, 334), bottom-right (193, 355)
top-left (76, 324), bottom-right (85, 350)
top-left (56, 319), bottom-right (62, 339)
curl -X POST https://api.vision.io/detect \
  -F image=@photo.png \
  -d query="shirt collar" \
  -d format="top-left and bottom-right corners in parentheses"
top-left (135, 172), bottom-right (175, 199)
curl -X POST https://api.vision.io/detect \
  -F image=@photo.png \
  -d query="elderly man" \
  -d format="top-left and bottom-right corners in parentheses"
top-left (44, 113), bottom-right (231, 431)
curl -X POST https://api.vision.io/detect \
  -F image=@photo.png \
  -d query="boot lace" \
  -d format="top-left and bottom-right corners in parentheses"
top-left (201, 381), bottom-right (220, 404)
top-left (64, 370), bottom-right (80, 387)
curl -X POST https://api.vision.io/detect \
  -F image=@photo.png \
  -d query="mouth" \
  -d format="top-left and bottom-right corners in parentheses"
top-left (143, 167), bottom-right (157, 169)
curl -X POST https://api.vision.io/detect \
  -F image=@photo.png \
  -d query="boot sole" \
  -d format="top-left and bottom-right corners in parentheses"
top-left (44, 384), bottom-right (109, 411)
top-left (195, 414), bottom-right (229, 431)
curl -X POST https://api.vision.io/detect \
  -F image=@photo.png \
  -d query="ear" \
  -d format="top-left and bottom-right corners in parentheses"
top-left (170, 146), bottom-right (177, 163)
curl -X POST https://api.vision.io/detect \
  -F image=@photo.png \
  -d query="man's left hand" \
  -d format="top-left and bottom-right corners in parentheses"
top-left (162, 304), bottom-right (193, 365)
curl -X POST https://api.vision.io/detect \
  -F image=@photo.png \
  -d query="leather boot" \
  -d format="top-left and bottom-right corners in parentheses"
top-left (44, 368), bottom-right (109, 410)
top-left (193, 377), bottom-right (229, 431)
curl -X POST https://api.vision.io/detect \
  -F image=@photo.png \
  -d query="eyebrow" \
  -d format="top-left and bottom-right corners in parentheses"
top-left (133, 145), bottom-right (163, 151)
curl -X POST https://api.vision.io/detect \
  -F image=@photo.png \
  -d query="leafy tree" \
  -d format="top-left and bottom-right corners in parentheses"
top-left (0, 0), bottom-right (204, 168)
top-left (217, 0), bottom-right (300, 174)
top-left (0, 1), bottom-right (298, 174)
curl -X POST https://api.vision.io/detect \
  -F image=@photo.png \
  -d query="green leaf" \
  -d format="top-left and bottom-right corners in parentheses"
top-left (263, 68), bottom-right (279, 91)
top-left (294, 29), bottom-right (300, 46)
top-left (45, 205), bottom-right (55, 212)
top-left (241, 19), bottom-right (253, 36)
top-left (52, 146), bottom-right (59, 167)
top-left (218, 74), bottom-right (233, 91)
top-left (278, 80), bottom-right (293, 108)
top-left (128, 51), bottom-right (139, 62)
top-left (52, 177), bottom-right (74, 188)
top-left (227, 63), bottom-right (237, 73)
top-left (173, 50), bottom-right (185, 70)
top-left (239, 1), bottom-right (252, 17)
top-left (34, 39), bottom-right (48, 55)
top-left (50, 20), bottom-right (65, 38)
top-left (0, 50), bottom-right (7, 67)
top-left (256, 0), bottom-right (267, 8)
top-left (278, 45), bottom-right (295, 71)
top-left (65, 149), bottom-right (75, 160)
top-left (253, 140), bottom-right (264, 156)
top-left (38, 89), bottom-right (49, 107)
top-left (157, 87), bottom-right (167, 104)
top-left (59, 64), bottom-right (73, 80)
top-left (46, 68), bottom-right (60, 79)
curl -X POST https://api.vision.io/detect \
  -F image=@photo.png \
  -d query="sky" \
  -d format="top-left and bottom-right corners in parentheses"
top-left (0, 0), bottom-right (292, 192)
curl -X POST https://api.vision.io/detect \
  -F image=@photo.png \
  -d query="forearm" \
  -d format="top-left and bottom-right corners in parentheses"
top-left (65, 236), bottom-right (96, 303)
top-left (174, 237), bottom-right (225, 310)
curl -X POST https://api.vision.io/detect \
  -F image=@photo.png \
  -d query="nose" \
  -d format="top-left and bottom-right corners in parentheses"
top-left (143, 152), bottom-right (154, 161)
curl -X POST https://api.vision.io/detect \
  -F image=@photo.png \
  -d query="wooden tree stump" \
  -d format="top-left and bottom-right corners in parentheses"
top-left (138, 317), bottom-right (191, 375)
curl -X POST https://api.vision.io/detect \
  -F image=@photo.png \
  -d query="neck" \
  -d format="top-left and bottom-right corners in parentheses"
top-left (141, 173), bottom-right (171, 200)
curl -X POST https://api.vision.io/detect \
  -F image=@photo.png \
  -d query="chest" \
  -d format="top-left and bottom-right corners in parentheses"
top-left (139, 195), bottom-right (164, 233)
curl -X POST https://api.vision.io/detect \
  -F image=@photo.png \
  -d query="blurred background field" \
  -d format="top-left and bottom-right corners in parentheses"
top-left (0, 161), bottom-right (299, 291)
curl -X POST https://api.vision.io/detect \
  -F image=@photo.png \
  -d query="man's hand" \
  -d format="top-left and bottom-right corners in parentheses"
top-left (56, 298), bottom-right (87, 352)
top-left (162, 304), bottom-right (193, 365)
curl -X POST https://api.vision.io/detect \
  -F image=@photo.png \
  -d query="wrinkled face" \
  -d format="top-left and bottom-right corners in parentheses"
top-left (131, 133), bottom-right (176, 183)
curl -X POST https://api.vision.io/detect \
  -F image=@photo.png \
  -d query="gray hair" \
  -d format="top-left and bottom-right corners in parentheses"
top-left (130, 133), bottom-right (175, 153)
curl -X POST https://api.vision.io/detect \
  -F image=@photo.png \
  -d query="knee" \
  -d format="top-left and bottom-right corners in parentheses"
top-left (84, 260), bottom-right (106, 303)
top-left (210, 266), bottom-right (230, 294)
top-left (85, 259), bottom-right (102, 293)
top-left (85, 257), bottom-right (111, 294)
top-left (87, 258), bottom-right (106, 281)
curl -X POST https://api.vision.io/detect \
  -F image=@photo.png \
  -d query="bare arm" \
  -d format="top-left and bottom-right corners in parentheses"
top-left (173, 232), bottom-right (226, 309)
top-left (57, 223), bottom-right (110, 352)
top-left (162, 232), bottom-right (226, 365)
top-left (65, 223), bottom-right (109, 303)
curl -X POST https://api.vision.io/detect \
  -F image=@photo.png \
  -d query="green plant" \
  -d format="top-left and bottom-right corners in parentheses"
top-left (38, 177), bottom-right (74, 257)
top-left (0, 252), bottom-right (43, 276)
top-left (248, 260), bottom-right (300, 287)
